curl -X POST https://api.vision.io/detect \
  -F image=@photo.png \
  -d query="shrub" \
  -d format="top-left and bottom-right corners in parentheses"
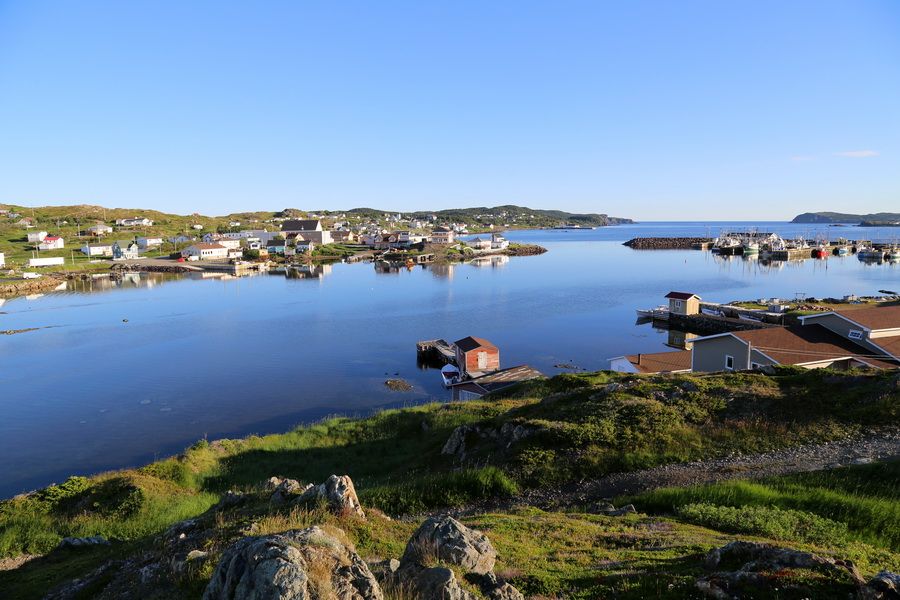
top-left (676, 503), bottom-right (849, 546)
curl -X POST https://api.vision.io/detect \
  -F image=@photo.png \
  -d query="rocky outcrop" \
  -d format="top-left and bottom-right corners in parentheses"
top-left (865, 571), bottom-right (900, 599)
top-left (57, 535), bottom-right (110, 549)
top-left (441, 422), bottom-right (538, 459)
top-left (203, 526), bottom-right (382, 600)
top-left (593, 502), bottom-right (637, 517)
top-left (697, 541), bottom-right (865, 598)
top-left (296, 475), bottom-right (366, 519)
top-left (395, 516), bottom-right (522, 600)
top-left (269, 478), bottom-right (312, 506)
top-left (401, 516), bottom-right (496, 575)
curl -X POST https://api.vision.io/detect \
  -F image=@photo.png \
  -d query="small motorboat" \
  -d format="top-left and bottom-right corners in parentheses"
top-left (636, 306), bottom-right (669, 320)
top-left (835, 247), bottom-right (850, 256)
top-left (812, 246), bottom-right (828, 259)
top-left (440, 364), bottom-right (461, 388)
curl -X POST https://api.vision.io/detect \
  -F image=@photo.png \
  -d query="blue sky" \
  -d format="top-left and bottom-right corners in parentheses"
top-left (0, 1), bottom-right (898, 220)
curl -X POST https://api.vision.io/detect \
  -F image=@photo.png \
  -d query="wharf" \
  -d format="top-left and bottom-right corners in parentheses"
top-left (762, 248), bottom-right (813, 261)
top-left (668, 312), bottom-right (777, 335)
top-left (416, 339), bottom-right (457, 366)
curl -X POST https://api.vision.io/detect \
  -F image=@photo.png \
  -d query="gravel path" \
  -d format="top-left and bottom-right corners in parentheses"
top-left (455, 428), bottom-right (900, 515)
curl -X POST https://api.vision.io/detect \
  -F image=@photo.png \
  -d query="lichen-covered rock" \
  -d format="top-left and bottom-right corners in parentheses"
top-left (368, 558), bottom-right (400, 586)
top-left (400, 516), bottom-right (496, 575)
top-left (296, 475), bottom-right (365, 519)
top-left (57, 535), bottom-right (110, 549)
top-left (865, 570), bottom-right (900, 599)
top-left (202, 526), bottom-right (382, 600)
top-left (698, 541), bottom-right (865, 598)
top-left (478, 572), bottom-right (524, 600)
top-left (407, 567), bottom-right (476, 600)
top-left (270, 479), bottom-right (312, 506)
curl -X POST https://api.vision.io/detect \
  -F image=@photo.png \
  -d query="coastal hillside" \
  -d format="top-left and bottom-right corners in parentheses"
top-left (1, 368), bottom-right (898, 598)
top-left (792, 211), bottom-right (900, 224)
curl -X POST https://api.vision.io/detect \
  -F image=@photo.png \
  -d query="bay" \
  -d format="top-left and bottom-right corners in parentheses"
top-left (1, 221), bottom-right (898, 498)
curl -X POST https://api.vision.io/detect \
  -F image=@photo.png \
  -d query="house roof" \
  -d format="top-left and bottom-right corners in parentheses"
top-left (665, 291), bottom-right (699, 300)
top-left (829, 305), bottom-right (900, 332)
top-left (281, 219), bottom-right (321, 232)
top-left (622, 350), bottom-right (693, 373)
top-left (454, 336), bottom-right (498, 353)
top-left (192, 243), bottom-right (226, 250)
top-left (871, 336), bottom-right (900, 361)
top-left (725, 326), bottom-right (898, 368)
top-left (43, 236), bottom-right (61, 241)
top-left (450, 365), bottom-right (544, 393)
top-left (85, 243), bottom-right (113, 248)
top-left (433, 226), bottom-right (451, 232)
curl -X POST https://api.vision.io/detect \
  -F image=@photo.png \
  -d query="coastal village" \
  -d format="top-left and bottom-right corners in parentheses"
top-left (0, 206), bottom-right (529, 278)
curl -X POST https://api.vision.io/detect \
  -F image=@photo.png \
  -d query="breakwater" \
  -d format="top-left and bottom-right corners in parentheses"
top-left (623, 237), bottom-right (713, 249)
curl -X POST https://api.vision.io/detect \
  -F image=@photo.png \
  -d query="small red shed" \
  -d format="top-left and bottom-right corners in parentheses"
top-left (454, 336), bottom-right (500, 375)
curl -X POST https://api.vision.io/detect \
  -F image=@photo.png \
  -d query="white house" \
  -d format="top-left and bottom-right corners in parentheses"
top-left (81, 242), bottom-right (114, 257)
top-left (137, 236), bottom-right (164, 250)
top-left (27, 231), bottom-right (48, 243)
top-left (116, 217), bottom-right (154, 227)
top-left (431, 227), bottom-right (456, 244)
top-left (281, 219), bottom-right (332, 245)
top-left (181, 243), bottom-right (228, 260)
top-left (112, 241), bottom-right (140, 260)
top-left (217, 239), bottom-right (241, 250)
top-left (467, 237), bottom-right (491, 251)
top-left (28, 256), bottom-right (65, 267)
top-left (87, 224), bottom-right (113, 236)
top-left (38, 236), bottom-right (64, 250)
top-left (295, 239), bottom-right (316, 253)
top-left (191, 224), bottom-right (204, 230)
top-left (226, 248), bottom-right (243, 259)
top-left (490, 233), bottom-right (509, 250)
top-left (0, 252), bottom-right (5, 268)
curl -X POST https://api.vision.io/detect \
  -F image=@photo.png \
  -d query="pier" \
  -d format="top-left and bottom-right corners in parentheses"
top-left (416, 339), bottom-right (457, 366)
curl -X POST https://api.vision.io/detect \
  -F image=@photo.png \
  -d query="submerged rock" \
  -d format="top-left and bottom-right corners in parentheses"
top-left (203, 526), bottom-right (382, 600)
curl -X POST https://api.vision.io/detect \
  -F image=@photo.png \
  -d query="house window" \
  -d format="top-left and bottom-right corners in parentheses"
top-left (477, 352), bottom-right (488, 370)
top-left (848, 329), bottom-right (863, 340)
top-left (674, 300), bottom-right (683, 310)
top-left (725, 355), bottom-right (735, 371)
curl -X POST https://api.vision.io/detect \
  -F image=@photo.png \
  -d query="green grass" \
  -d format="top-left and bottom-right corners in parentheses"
top-left (622, 460), bottom-right (900, 552)
top-left (0, 369), bottom-right (897, 598)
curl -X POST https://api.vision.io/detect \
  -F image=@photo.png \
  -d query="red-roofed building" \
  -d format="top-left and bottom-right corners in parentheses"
top-left (665, 291), bottom-right (701, 315)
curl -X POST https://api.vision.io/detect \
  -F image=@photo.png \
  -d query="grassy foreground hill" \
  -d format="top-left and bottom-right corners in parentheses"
top-left (1, 368), bottom-right (898, 598)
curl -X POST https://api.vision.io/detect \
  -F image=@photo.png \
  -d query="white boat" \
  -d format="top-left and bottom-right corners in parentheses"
top-left (636, 306), bottom-right (669, 320)
top-left (440, 364), bottom-right (461, 388)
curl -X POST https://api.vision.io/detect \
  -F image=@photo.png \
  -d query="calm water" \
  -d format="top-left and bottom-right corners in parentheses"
top-left (1, 221), bottom-right (899, 498)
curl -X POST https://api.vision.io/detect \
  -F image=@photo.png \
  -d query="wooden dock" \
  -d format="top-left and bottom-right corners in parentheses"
top-left (416, 339), bottom-right (457, 366)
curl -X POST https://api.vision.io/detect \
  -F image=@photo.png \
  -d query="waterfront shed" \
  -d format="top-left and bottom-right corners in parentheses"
top-left (665, 291), bottom-right (701, 316)
top-left (454, 336), bottom-right (500, 375)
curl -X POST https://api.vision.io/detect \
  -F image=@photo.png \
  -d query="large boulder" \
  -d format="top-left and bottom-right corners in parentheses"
top-left (865, 570), bottom-right (900, 599)
top-left (406, 567), bottom-right (475, 600)
top-left (203, 526), bottom-right (382, 600)
top-left (400, 516), bottom-right (496, 576)
top-left (296, 475), bottom-right (365, 519)
top-left (270, 479), bottom-right (312, 506)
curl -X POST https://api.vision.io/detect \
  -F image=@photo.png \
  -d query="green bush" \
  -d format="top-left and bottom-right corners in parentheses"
top-left (677, 503), bottom-right (849, 546)
top-left (362, 467), bottom-right (518, 514)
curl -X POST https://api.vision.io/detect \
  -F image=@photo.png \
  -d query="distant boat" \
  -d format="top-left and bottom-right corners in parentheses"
top-left (836, 247), bottom-right (850, 256)
top-left (440, 364), bottom-right (461, 388)
top-left (742, 242), bottom-right (760, 254)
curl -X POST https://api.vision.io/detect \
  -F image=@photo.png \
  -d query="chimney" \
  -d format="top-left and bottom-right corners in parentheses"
top-left (638, 353), bottom-right (642, 365)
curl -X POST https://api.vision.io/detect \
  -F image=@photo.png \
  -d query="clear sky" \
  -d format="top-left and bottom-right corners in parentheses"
top-left (1, 1), bottom-right (898, 220)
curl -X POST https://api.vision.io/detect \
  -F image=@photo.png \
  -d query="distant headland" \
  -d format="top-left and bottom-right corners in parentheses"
top-left (792, 211), bottom-right (900, 226)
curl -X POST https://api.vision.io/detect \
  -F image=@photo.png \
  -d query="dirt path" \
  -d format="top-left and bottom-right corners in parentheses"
top-left (457, 428), bottom-right (900, 515)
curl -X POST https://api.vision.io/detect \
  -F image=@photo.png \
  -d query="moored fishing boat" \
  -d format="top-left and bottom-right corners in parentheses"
top-left (440, 363), bottom-right (461, 387)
